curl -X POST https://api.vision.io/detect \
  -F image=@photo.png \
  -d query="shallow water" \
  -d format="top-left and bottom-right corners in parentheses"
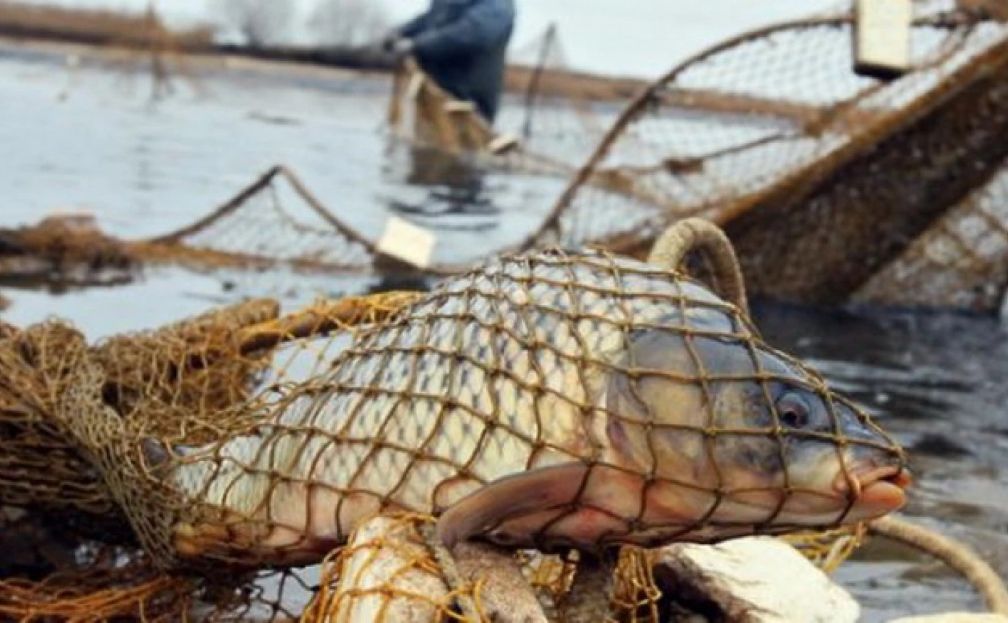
top-left (756, 303), bottom-right (1008, 620)
top-left (1, 42), bottom-right (1006, 622)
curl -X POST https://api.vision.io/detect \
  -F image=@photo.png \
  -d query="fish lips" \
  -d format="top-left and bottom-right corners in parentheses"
top-left (833, 463), bottom-right (912, 518)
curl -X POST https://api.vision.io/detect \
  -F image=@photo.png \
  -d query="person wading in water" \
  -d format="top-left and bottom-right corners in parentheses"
top-left (384, 0), bottom-right (516, 123)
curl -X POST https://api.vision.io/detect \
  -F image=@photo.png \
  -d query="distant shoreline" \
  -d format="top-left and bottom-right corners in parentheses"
top-left (0, 2), bottom-right (647, 102)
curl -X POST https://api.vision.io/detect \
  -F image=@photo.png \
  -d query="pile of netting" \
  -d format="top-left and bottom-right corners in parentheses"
top-left (0, 291), bottom-right (419, 621)
top-left (0, 214), bottom-right (138, 287)
top-left (0, 219), bottom-right (913, 622)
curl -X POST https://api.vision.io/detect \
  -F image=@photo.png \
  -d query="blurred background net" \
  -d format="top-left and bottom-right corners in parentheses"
top-left (853, 160), bottom-right (1008, 311)
top-left (519, 0), bottom-right (1008, 311)
top-left (3, 2), bottom-right (1007, 311)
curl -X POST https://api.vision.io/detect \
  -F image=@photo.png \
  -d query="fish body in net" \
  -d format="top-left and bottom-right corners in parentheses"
top-left (166, 249), bottom-right (907, 565)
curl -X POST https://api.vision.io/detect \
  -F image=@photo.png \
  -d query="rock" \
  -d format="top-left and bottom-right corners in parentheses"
top-left (453, 541), bottom-right (549, 623)
top-left (653, 536), bottom-right (860, 623)
top-left (891, 612), bottom-right (1008, 616)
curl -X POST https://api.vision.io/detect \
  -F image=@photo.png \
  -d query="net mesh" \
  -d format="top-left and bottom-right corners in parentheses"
top-left (520, 4), bottom-right (1008, 309)
top-left (140, 166), bottom-right (378, 274)
top-left (0, 233), bottom-right (905, 621)
top-left (853, 155), bottom-right (1008, 311)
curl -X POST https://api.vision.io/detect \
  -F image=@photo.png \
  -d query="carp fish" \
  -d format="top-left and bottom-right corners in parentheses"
top-left (164, 249), bottom-right (908, 565)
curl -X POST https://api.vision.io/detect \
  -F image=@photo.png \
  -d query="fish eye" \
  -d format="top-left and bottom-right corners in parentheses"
top-left (776, 390), bottom-right (811, 429)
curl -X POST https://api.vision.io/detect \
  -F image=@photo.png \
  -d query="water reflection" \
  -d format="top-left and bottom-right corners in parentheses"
top-left (384, 143), bottom-right (498, 220)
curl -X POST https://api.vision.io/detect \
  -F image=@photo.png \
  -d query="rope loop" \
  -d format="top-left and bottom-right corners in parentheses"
top-left (647, 218), bottom-right (750, 316)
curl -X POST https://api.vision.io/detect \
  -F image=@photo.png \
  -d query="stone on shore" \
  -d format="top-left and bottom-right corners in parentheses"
top-left (653, 536), bottom-right (860, 623)
top-left (452, 540), bottom-right (549, 623)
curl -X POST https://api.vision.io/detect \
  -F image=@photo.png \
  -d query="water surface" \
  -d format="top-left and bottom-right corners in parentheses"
top-left (0, 41), bottom-right (1005, 622)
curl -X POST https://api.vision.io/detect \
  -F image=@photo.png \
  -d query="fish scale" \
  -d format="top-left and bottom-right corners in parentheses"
top-left (171, 250), bottom-right (728, 547)
top-left (168, 247), bottom-right (906, 563)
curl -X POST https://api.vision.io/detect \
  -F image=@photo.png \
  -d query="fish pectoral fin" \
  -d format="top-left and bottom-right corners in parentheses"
top-left (173, 516), bottom-right (269, 561)
top-left (435, 462), bottom-right (591, 549)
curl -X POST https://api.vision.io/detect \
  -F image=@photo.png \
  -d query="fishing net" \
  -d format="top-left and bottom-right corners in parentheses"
top-left (149, 247), bottom-right (904, 565)
top-left (5, 5), bottom-right (1008, 311)
top-left (140, 4), bottom-right (1008, 315)
top-left (138, 166), bottom-right (379, 275)
top-left (0, 166), bottom-right (385, 295)
top-left (0, 222), bottom-right (906, 621)
top-left (388, 59), bottom-right (497, 156)
top-left (503, 23), bottom-right (626, 171)
top-left (0, 291), bottom-right (423, 621)
top-left (852, 154), bottom-right (1008, 311)
top-left (520, 3), bottom-right (1008, 309)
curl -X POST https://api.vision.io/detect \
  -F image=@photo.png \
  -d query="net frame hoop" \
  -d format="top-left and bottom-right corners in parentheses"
top-left (147, 165), bottom-right (378, 255)
top-left (646, 217), bottom-right (749, 316)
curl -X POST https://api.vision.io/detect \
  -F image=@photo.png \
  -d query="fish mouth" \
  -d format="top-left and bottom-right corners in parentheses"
top-left (834, 463), bottom-right (912, 516)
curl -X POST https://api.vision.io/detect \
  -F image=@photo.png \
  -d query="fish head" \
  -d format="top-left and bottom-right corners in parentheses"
top-left (602, 322), bottom-right (909, 544)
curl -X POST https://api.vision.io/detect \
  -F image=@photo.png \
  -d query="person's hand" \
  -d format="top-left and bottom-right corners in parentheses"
top-left (389, 37), bottom-right (415, 58)
top-left (380, 31), bottom-right (399, 52)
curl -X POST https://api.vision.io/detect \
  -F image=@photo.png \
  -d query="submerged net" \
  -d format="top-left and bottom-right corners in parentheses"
top-left (0, 232), bottom-right (905, 620)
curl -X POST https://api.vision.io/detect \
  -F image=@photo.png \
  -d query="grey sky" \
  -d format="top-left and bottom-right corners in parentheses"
top-left (14, 0), bottom-right (837, 76)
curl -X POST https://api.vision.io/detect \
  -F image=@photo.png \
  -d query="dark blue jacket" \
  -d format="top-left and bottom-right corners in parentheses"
top-left (399, 0), bottom-right (515, 122)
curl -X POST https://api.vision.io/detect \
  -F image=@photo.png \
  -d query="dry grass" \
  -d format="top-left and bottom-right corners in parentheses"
top-left (0, 1), bottom-right (214, 50)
